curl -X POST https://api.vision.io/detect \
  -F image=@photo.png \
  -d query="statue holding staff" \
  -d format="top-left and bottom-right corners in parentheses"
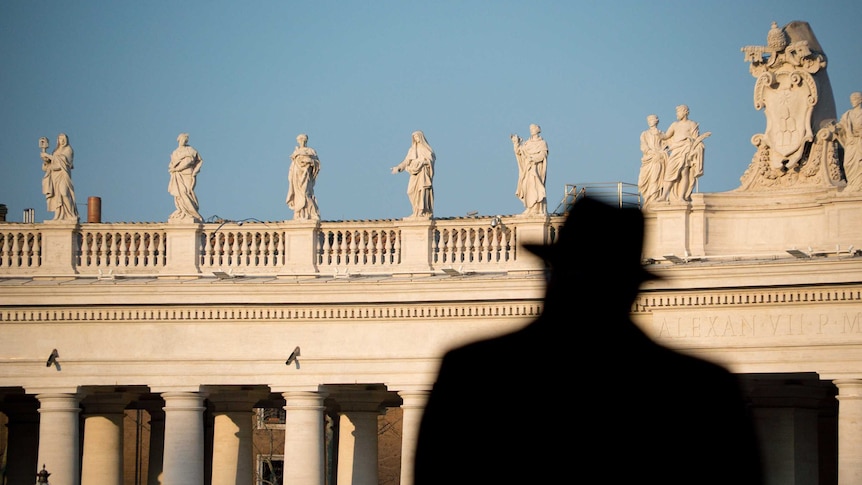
top-left (511, 124), bottom-right (548, 216)
top-left (39, 133), bottom-right (78, 222)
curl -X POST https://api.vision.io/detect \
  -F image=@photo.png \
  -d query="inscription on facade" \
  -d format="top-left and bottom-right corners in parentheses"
top-left (650, 310), bottom-right (862, 339)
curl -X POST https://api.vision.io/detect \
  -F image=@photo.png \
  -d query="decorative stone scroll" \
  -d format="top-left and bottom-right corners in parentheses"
top-left (738, 21), bottom-right (844, 191)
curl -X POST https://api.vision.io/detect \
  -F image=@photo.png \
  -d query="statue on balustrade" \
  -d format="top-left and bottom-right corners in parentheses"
top-left (168, 133), bottom-right (203, 223)
top-left (391, 130), bottom-right (435, 219)
top-left (738, 21), bottom-right (845, 191)
top-left (511, 123), bottom-right (548, 216)
top-left (39, 133), bottom-right (79, 222)
top-left (659, 105), bottom-right (710, 203)
top-left (286, 133), bottom-right (321, 220)
top-left (836, 92), bottom-right (862, 191)
top-left (638, 114), bottom-right (667, 208)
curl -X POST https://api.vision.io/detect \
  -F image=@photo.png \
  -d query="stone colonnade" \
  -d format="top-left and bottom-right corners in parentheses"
top-left (3, 386), bottom-right (429, 485)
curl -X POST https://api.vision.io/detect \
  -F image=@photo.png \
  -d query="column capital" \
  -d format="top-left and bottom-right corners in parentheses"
top-left (834, 378), bottom-right (862, 398)
top-left (80, 392), bottom-right (134, 415)
top-left (397, 389), bottom-right (430, 408)
top-left (205, 386), bottom-right (269, 413)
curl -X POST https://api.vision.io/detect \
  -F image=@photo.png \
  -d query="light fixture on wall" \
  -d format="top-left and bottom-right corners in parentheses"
top-left (285, 346), bottom-right (301, 366)
top-left (786, 248), bottom-right (810, 259)
top-left (36, 465), bottom-right (50, 484)
top-left (213, 268), bottom-right (243, 279)
top-left (45, 349), bottom-right (59, 369)
top-left (663, 254), bottom-right (686, 264)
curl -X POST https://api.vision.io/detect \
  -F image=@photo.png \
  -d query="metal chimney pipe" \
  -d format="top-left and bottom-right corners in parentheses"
top-left (87, 196), bottom-right (102, 223)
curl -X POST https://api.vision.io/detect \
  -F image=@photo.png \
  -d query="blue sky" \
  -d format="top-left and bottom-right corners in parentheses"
top-left (2, 1), bottom-right (861, 223)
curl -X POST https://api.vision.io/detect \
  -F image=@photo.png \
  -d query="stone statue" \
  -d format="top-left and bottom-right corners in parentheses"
top-left (510, 124), bottom-right (548, 216)
top-left (659, 105), bottom-right (710, 202)
top-left (638, 114), bottom-right (668, 208)
top-left (836, 92), bottom-right (862, 190)
top-left (168, 133), bottom-right (203, 223)
top-left (391, 130), bottom-right (435, 218)
top-left (286, 133), bottom-right (321, 220)
top-left (40, 133), bottom-right (79, 222)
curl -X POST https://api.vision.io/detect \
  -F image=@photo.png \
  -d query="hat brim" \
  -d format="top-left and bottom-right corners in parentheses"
top-left (522, 243), bottom-right (662, 281)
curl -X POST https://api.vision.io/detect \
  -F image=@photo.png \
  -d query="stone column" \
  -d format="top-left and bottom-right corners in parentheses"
top-left (2, 399), bottom-right (40, 485)
top-left (282, 391), bottom-right (327, 485)
top-left (36, 393), bottom-right (81, 485)
top-left (397, 390), bottom-right (429, 485)
top-left (145, 408), bottom-right (165, 485)
top-left (746, 378), bottom-right (826, 485)
top-left (336, 401), bottom-right (383, 485)
top-left (208, 389), bottom-right (267, 485)
top-left (161, 391), bottom-right (207, 485)
top-left (834, 379), bottom-right (862, 485)
top-left (80, 394), bottom-right (131, 485)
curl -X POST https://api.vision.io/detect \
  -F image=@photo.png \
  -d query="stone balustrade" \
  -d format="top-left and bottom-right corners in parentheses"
top-left (0, 215), bottom-right (560, 278)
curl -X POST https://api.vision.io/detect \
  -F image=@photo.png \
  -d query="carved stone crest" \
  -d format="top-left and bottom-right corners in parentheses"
top-left (738, 21), bottom-right (843, 191)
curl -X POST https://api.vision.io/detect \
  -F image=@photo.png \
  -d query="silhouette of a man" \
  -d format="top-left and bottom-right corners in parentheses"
top-left (413, 196), bottom-right (763, 485)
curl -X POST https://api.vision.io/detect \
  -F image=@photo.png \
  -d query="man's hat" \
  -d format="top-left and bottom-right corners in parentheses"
top-left (523, 196), bottom-right (660, 282)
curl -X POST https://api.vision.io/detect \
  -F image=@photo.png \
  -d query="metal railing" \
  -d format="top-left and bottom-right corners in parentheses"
top-left (554, 182), bottom-right (641, 214)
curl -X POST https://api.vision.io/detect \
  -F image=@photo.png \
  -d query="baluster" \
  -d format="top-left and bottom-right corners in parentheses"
top-left (456, 230), bottom-right (467, 264)
top-left (94, 233), bottom-right (104, 267)
top-left (393, 231), bottom-right (401, 265)
top-left (274, 232), bottom-right (283, 266)
top-left (343, 230), bottom-right (350, 265)
top-left (159, 233), bottom-right (167, 267)
top-left (436, 229), bottom-right (446, 264)
top-left (343, 231), bottom-right (352, 265)
top-left (252, 232), bottom-right (261, 267)
top-left (362, 231), bottom-right (370, 265)
top-left (491, 227), bottom-right (502, 263)
top-left (107, 232), bottom-right (117, 267)
top-left (247, 231), bottom-right (256, 266)
top-left (239, 231), bottom-right (249, 267)
top-left (260, 233), bottom-right (269, 267)
top-left (32, 233), bottom-right (42, 268)
top-left (11, 233), bottom-right (22, 268)
top-left (322, 231), bottom-right (332, 266)
top-left (122, 233), bottom-right (131, 267)
top-left (230, 231), bottom-right (240, 268)
top-left (0, 232), bottom-right (9, 267)
top-left (140, 233), bottom-right (150, 267)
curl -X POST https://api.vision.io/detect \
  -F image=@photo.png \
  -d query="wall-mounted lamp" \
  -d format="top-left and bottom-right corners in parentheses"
top-left (663, 254), bottom-right (686, 264)
top-left (786, 248), bottom-right (810, 259)
top-left (36, 464), bottom-right (50, 484)
top-left (285, 346), bottom-right (301, 366)
top-left (46, 349), bottom-right (60, 369)
top-left (213, 269), bottom-right (242, 279)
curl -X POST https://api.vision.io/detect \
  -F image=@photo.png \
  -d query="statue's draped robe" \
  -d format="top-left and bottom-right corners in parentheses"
top-left (514, 136), bottom-right (548, 214)
top-left (287, 146), bottom-right (321, 220)
top-left (168, 145), bottom-right (203, 222)
top-left (42, 145), bottom-right (78, 221)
